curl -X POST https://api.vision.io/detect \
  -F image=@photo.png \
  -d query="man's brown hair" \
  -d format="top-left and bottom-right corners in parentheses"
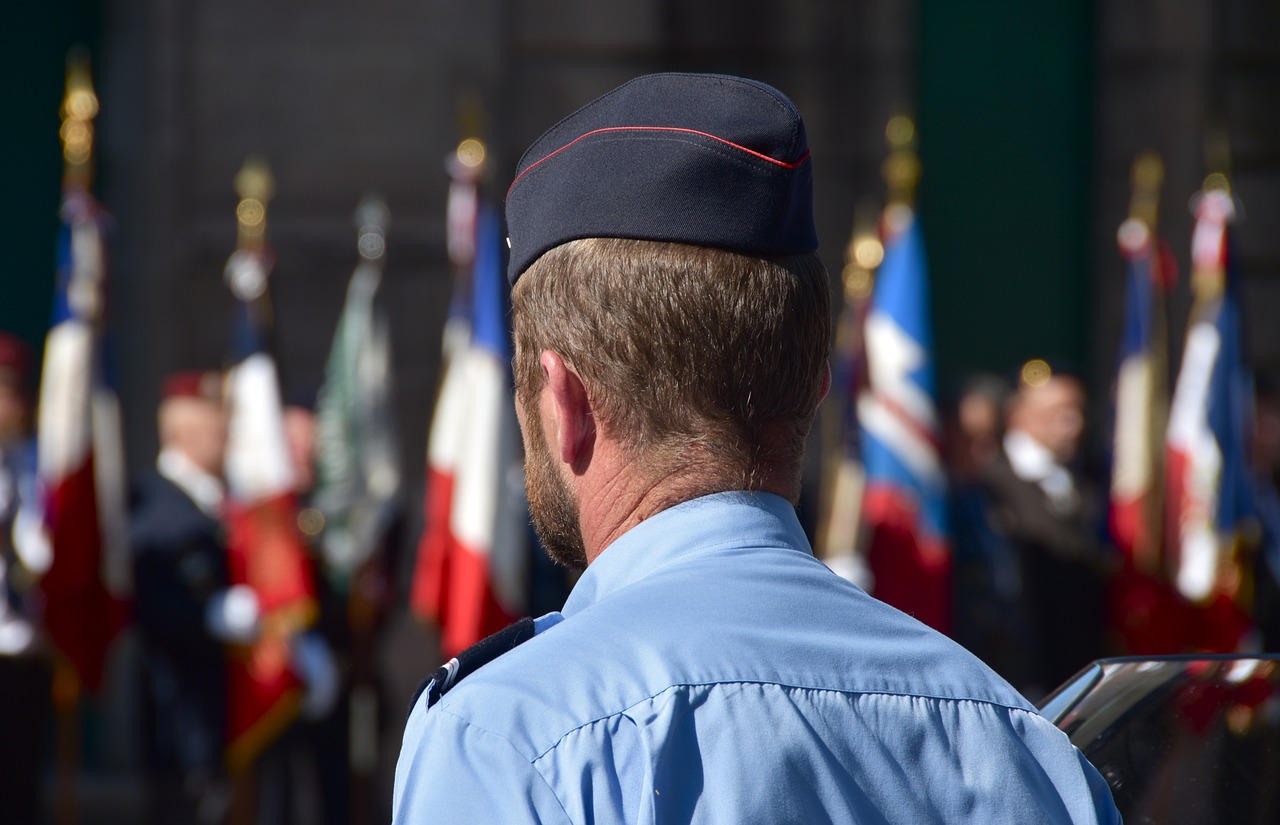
top-left (512, 238), bottom-right (831, 500)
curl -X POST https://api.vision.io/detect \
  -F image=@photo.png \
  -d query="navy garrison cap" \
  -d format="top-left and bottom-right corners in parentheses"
top-left (505, 72), bottom-right (818, 284)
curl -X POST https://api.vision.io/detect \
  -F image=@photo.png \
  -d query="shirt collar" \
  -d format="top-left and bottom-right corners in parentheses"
top-left (1003, 428), bottom-right (1058, 482)
top-left (1003, 428), bottom-right (1077, 507)
top-left (561, 491), bottom-right (809, 617)
top-left (157, 447), bottom-right (225, 516)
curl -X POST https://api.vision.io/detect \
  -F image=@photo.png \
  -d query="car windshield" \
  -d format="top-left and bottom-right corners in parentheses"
top-left (1039, 655), bottom-right (1280, 825)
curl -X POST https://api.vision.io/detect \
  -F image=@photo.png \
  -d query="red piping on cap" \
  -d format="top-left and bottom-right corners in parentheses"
top-left (507, 126), bottom-right (811, 197)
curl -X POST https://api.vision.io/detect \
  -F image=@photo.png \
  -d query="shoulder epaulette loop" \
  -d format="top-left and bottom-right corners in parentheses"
top-left (409, 616), bottom-right (537, 716)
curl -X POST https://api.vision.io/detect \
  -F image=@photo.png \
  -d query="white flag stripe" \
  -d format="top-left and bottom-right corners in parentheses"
top-left (225, 352), bottom-right (295, 500)
top-left (857, 393), bottom-right (946, 488)
top-left (1167, 317), bottom-right (1225, 602)
top-left (37, 320), bottom-right (93, 481)
top-left (1111, 354), bottom-right (1153, 500)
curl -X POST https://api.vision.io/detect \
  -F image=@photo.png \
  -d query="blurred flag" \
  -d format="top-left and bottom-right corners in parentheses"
top-left (857, 205), bottom-right (951, 633)
top-left (221, 164), bottom-right (318, 772)
top-left (1164, 183), bottom-right (1255, 652)
top-left (35, 185), bottom-right (129, 692)
top-left (1110, 216), bottom-right (1170, 561)
top-left (313, 197), bottom-right (401, 583)
top-left (1106, 155), bottom-right (1185, 654)
top-left (815, 202), bottom-right (879, 587)
top-left (411, 141), bottom-right (528, 657)
top-left (37, 56), bottom-right (129, 692)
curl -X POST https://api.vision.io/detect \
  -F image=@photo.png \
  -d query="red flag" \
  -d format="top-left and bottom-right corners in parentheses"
top-left (223, 492), bottom-right (315, 772)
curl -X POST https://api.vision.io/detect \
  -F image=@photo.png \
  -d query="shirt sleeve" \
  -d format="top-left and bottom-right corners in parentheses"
top-left (393, 697), bottom-right (572, 825)
top-left (1075, 746), bottom-right (1124, 825)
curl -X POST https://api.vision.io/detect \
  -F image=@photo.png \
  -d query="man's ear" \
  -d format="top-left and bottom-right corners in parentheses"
top-left (541, 350), bottom-right (595, 469)
top-left (817, 361), bottom-right (832, 407)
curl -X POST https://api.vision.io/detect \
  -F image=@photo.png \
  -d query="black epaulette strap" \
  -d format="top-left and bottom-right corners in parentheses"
top-left (409, 616), bottom-right (537, 717)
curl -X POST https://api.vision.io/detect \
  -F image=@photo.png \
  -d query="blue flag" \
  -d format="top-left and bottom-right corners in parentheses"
top-left (857, 210), bottom-right (950, 633)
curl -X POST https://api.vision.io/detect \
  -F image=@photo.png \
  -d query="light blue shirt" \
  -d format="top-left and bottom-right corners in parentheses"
top-left (394, 492), bottom-right (1120, 824)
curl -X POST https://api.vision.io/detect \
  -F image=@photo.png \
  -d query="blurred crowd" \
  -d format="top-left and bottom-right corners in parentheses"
top-left (6, 312), bottom-right (1280, 824)
top-left (941, 362), bottom-right (1280, 702)
top-left (3, 324), bottom-right (1280, 824)
top-left (0, 332), bottom-right (399, 825)
top-left (3, 285), bottom-right (1280, 823)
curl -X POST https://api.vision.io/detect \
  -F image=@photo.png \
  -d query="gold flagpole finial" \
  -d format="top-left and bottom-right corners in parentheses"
top-left (841, 197), bottom-right (883, 305)
top-left (1187, 128), bottom-right (1237, 303)
top-left (882, 114), bottom-right (921, 210)
top-left (1129, 152), bottom-right (1164, 228)
top-left (355, 195), bottom-right (390, 262)
top-left (455, 138), bottom-right (487, 172)
top-left (60, 48), bottom-right (99, 190)
top-left (1203, 122), bottom-right (1232, 194)
top-left (1202, 170), bottom-right (1231, 195)
top-left (449, 88), bottom-right (488, 182)
top-left (1118, 152), bottom-right (1164, 254)
top-left (234, 156), bottom-right (275, 251)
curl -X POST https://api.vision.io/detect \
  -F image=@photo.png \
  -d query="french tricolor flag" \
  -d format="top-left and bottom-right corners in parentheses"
top-left (1106, 212), bottom-right (1190, 655)
top-left (222, 249), bottom-right (318, 771)
top-left (411, 204), bottom-right (528, 658)
top-left (36, 187), bottom-right (128, 691)
top-left (1109, 218), bottom-right (1170, 566)
top-left (857, 207), bottom-right (951, 633)
top-left (1164, 186), bottom-right (1254, 651)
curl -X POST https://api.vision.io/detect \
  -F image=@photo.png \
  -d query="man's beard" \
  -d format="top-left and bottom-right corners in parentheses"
top-left (521, 395), bottom-right (589, 572)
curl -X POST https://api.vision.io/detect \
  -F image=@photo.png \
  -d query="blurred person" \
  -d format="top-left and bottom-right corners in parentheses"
top-left (977, 361), bottom-right (1116, 699)
top-left (945, 373), bottom-right (1009, 484)
top-left (283, 403), bottom-right (318, 494)
top-left (253, 398), bottom-right (344, 825)
top-left (131, 371), bottom-right (247, 825)
top-left (1251, 378), bottom-right (1280, 651)
top-left (393, 73), bottom-right (1118, 824)
top-left (295, 384), bottom-right (403, 825)
top-left (0, 332), bottom-right (52, 825)
top-left (945, 374), bottom-right (1025, 668)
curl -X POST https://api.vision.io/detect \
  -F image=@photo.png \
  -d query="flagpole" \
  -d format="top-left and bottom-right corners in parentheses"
top-left (1191, 162), bottom-right (1257, 637)
top-left (816, 198), bottom-right (879, 571)
top-left (855, 114), bottom-right (952, 632)
top-left (51, 49), bottom-right (100, 825)
top-left (234, 158), bottom-right (275, 254)
top-left (882, 114), bottom-right (920, 212)
top-left (348, 195), bottom-right (389, 825)
top-left (61, 49), bottom-right (97, 193)
top-left (1127, 152), bottom-right (1167, 577)
top-left (227, 156), bottom-right (275, 825)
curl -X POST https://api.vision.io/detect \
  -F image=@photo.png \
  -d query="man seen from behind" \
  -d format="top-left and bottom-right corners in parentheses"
top-left (393, 73), bottom-right (1120, 824)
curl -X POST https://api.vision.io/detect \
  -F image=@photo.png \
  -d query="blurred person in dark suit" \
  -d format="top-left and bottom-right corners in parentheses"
top-left (976, 362), bottom-right (1116, 700)
top-left (0, 332), bottom-right (52, 825)
top-left (132, 371), bottom-right (254, 825)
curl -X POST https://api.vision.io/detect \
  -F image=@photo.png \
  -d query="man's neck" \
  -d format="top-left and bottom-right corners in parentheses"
top-left (576, 442), bottom-right (796, 564)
